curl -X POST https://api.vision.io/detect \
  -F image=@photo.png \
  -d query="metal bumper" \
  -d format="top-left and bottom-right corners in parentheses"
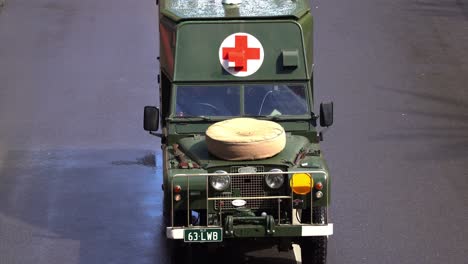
top-left (166, 224), bottom-right (333, 239)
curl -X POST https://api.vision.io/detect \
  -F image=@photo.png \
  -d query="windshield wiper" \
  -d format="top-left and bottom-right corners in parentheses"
top-left (243, 115), bottom-right (284, 120)
top-left (243, 115), bottom-right (311, 121)
top-left (170, 115), bottom-right (212, 121)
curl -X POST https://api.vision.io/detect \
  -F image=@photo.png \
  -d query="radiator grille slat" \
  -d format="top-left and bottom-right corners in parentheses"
top-left (214, 166), bottom-right (276, 210)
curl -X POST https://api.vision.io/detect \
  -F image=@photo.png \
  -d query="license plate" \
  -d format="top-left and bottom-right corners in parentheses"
top-left (184, 228), bottom-right (223, 243)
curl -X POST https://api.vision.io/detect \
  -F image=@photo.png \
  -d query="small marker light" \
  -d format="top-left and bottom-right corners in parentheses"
top-left (174, 185), bottom-right (182, 193)
top-left (315, 182), bottom-right (323, 190)
top-left (316, 191), bottom-right (323, 199)
top-left (174, 194), bottom-right (182, 202)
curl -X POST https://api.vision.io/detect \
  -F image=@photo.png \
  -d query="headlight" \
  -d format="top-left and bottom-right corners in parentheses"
top-left (210, 170), bottom-right (230, 191)
top-left (265, 169), bottom-right (285, 189)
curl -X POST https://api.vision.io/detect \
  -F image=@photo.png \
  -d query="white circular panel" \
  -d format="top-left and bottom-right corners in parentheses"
top-left (218, 33), bottom-right (264, 77)
top-left (232, 199), bottom-right (247, 207)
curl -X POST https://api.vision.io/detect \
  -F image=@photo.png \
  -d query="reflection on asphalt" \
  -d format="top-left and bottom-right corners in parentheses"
top-left (0, 149), bottom-right (295, 264)
top-left (0, 149), bottom-right (162, 264)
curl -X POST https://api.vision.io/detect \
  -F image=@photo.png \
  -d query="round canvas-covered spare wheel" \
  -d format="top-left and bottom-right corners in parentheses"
top-left (206, 118), bottom-right (286, 161)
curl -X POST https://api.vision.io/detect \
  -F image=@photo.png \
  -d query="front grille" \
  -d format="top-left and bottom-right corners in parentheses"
top-left (214, 166), bottom-right (277, 210)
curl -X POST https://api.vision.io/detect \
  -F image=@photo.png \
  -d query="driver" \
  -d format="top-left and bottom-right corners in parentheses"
top-left (175, 86), bottom-right (239, 116)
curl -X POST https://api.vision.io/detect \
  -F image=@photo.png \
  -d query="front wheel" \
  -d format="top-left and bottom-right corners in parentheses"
top-left (300, 206), bottom-right (328, 264)
top-left (166, 239), bottom-right (196, 264)
top-left (300, 236), bottom-right (328, 264)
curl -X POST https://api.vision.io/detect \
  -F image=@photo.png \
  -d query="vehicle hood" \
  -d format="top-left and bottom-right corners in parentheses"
top-left (177, 134), bottom-right (312, 169)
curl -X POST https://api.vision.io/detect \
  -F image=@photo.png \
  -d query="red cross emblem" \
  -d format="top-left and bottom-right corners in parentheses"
top-left (222, 35), bottom-right (260, 72)
top-left (219, 33), bottom-right (264, 77)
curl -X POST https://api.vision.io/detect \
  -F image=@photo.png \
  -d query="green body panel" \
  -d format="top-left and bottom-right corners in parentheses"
top-left (172, 120), bottom-right (312, 134)
top-left (298, 13), bottom-right (314, 75)
top-left (174, 21), bottom-right (308, 82)
top-left (158, 0), bottom-right (314, 81)
top-left (288, 167), bottom-right (329, 208)
top-left (229, 224), bottom-right (302, 238)
top-left (167, 168), bottom-right (207, 210)
top-left (165, 137), bottom-right (330, 210)
top-left (177, 134), bottom-right (311, 168)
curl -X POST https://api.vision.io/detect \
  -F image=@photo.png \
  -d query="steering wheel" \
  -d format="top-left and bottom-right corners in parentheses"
top-left (194, 103), bottom-right (221, 115)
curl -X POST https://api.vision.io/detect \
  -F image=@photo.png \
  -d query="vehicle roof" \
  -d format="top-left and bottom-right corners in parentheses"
top-left (160, 0), bottom-right (310, 22)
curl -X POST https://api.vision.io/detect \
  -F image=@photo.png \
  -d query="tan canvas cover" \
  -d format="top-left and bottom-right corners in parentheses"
top-left (206, 118), bottom-right (286, 161)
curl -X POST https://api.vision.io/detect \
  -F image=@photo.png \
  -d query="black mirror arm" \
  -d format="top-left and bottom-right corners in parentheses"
top-left (149, 131), bottom-right (163, 138)
top-left (311, 112), bottom-right (319, 127)
top-left (317, 127), bottom-right (329, 141)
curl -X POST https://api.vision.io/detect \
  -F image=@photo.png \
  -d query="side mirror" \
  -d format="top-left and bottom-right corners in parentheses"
top-left (319, 102), bottom-right (334, 127)
top-left (144, 106), bottom-right (160, 131)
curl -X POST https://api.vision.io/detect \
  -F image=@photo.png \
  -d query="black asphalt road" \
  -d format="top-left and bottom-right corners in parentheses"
top-left (0, 0), bottom-right (467, 264)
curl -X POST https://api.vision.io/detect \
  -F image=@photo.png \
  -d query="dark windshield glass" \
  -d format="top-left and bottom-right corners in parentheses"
top-left (245, 84), bottom-right (308, 116)
top-left (174, 84), bottom-right (309, 118)
top-left (175, 86), bottom-right (240, 117)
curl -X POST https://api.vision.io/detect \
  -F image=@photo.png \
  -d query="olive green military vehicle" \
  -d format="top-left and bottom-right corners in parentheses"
top-left (144, 0), bottom-right (334, 263)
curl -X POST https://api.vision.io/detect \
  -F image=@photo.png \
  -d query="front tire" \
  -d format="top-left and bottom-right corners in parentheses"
top-left (300, 236), bottom-right (328, 264)
top-left (166, 239), bottom-right (193, 264)
top-left (300, 206), bottom-right (328, 264)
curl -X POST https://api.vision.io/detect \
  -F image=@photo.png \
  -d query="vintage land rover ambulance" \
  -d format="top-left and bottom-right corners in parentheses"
top-left (144, 0), bottom-right (334, 263)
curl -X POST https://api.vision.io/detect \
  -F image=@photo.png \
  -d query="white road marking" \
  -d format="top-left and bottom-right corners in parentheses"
top-left (293, 243), bottom-right (302, 264)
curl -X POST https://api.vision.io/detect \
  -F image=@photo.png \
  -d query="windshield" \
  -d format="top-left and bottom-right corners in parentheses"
top-left (174, 83), bottom-right (309, 118)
